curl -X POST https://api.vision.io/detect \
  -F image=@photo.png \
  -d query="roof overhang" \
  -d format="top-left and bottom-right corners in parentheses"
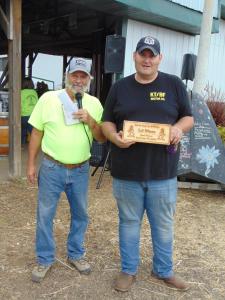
top-left (221, 0), bottom-right (225, 19)
top-left (77, 0), bottom-right (219, 35)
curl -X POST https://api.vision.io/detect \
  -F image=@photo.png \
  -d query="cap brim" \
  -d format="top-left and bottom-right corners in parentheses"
top-left (137, 46), bottom-right (159, 56)
top-left (68, 67), bottom-right (90, 76)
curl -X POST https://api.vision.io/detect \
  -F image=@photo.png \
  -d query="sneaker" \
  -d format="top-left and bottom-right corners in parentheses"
top-left (114, 272), bottom-right (136, 292)
top-left (32, 264), bottom-right (52, 283)
top-left (67, 257), bottom-right (91, 275)
top-left (151, 271), bottom-right (189, 291)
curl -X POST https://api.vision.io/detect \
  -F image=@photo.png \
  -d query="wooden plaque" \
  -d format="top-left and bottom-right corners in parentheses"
top-left (123, 120), bottom-right (171, 145)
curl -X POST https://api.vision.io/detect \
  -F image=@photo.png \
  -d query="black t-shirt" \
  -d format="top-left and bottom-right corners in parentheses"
top-left (102, 72), bottom-right (192, 181)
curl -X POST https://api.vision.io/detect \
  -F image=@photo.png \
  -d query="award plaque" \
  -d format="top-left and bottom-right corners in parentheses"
top-left (123, 120), bottom-right (171, 145)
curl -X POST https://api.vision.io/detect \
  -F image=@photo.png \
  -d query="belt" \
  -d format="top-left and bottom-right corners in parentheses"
top-left (44, 153), bottom-right (88, 169)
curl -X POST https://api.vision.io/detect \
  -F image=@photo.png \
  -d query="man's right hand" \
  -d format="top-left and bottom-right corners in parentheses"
top-left (102, 122), bottom-right (135, 148)
top-left (110, 131), bottom-right (135, 148)
top-left (27, 163), bottom-right (37, 184)
top-left (26, 128), bottom-right (43, 184)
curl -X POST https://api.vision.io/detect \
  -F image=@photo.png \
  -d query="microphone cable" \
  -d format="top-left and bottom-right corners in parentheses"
top-left (75, 92), bottom-right (91, 149)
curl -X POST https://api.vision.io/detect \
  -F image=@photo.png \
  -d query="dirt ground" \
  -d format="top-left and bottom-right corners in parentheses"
top-left (0, 170), bottom-right (225, 300)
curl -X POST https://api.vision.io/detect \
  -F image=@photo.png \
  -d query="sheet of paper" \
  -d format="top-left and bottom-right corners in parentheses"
top-left (59, 90), bottom-right (80, 125)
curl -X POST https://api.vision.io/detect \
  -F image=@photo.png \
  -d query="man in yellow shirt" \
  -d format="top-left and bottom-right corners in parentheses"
top-left (27, 58), bottom-right (105, 282)
top-left (21, 78), bottom-right (38, 144)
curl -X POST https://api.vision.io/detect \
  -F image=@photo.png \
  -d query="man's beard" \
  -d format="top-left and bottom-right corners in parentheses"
top-left (65, 79), bottom-right (89, 94)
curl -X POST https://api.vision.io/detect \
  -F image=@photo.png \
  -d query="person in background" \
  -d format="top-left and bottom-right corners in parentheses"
top-left (36, 81), bottom-right (49, 98)
top-left (21, 77), bottom-right (39, 145)
top-left (27, 57), bottom-right (106, 283)
top-left (102, 36), bottom-right (194, 292)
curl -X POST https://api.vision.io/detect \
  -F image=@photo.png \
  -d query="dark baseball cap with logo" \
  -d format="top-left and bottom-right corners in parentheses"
top-left (68, 57), bottom-right (91, 76)
top-left (136, 36), bottom-right (160, 56)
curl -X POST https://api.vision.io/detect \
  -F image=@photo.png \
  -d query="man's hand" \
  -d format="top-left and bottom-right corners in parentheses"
top-left (102, 121), bottom-right (135, 148)
top-left (27, 163), bottom-right (37, 184)
top-left (110, 130), bottom-right (135, 148)
top-left (170, 126), bottom-right (183, 145)
top-left (74, 109), bottom-right (106, 142)
top-left (73, 109), bottom-right (91, 124)
top-left (27, 128), bottom-right (43, 185)
top-left (170, 116), bottom-right (194, 145)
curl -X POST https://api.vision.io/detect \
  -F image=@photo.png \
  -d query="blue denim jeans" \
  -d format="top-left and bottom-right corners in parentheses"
top-left (36, 157), bottom-right (89, 266)
top-left (113, 177), bottom-right (177, 278)
top-left (21, 116), bottom-right (32, 144)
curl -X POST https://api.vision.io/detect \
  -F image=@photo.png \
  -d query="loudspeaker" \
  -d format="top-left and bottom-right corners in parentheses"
top-left (181, 53), bottom-right (197, 81)
top-left (104, 35), bottom-right (126, 74)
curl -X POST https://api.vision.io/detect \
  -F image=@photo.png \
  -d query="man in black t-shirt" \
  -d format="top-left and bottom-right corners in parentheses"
top-left (102, 36), bottom-right (194, 292)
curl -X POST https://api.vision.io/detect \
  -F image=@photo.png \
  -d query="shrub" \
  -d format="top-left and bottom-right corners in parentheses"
top-left (203, 83), bottom-right (225, 127)
top-left (217, 126), bottom-right (225, 143)
top-left (202, 84), bottom-right (225, 143)
top-left (206, 101), bottom-right (225, 127)
top-left (203, 83), bottom-right (225, 102)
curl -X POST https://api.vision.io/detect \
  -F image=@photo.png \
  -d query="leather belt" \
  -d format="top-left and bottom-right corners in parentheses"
top-left (44, 153), bottom-right (88, 169)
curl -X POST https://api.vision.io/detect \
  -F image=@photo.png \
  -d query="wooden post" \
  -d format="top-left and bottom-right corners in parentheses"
top-left (21, 53), bottom-right (26, 80)
top-left (0, 62), bottom-right (8, 89)
top-left (8, 0), bottom-right (22, 177)
top-left (62, 55), bottom-right (67, 88)
top-left (27, 52), bottom-right (38, 78)
top-left (28, 53), bottom-right (33, 78)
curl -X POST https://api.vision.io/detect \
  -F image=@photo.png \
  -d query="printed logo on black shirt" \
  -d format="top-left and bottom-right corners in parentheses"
top-left (149, 92), bottom-right (165, 101)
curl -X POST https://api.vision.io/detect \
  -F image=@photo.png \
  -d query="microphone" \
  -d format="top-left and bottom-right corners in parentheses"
top-left (75, 92), bottom-right (83, 109)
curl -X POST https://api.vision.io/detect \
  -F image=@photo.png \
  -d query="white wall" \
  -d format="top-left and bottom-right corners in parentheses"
top-left (124, 19), bottom-right (225, 94)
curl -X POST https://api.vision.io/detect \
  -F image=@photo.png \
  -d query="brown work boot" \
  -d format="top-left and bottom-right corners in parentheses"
top-left (151, 271), bottom-right (189, 291)
top-left (114, 272), bottom-right (136, 292)
top-left (32, 264), bottom-right (52, 283)
top-left (67, 257), bottom-right (91, 275)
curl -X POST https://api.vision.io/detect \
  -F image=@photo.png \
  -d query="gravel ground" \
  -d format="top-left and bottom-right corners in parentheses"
top-left (0, 170), bottom-right (225, 300)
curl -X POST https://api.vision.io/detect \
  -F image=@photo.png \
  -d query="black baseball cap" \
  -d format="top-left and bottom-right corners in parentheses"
top-left (136, 36), bottom-right (160, 56)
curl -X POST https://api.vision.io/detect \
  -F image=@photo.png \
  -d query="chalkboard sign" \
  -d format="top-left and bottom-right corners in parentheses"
top-left (178, 93), bottom-right (225, 184)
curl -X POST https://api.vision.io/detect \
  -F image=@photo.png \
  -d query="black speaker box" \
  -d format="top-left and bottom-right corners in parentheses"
top-left (181, 53), bottom-right (197, 81)
top-left (104, 35), bottom-right (126, 74)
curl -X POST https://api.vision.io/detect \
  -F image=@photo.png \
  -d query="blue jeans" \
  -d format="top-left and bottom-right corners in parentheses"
top-left (113, 177), bottom-right (177, 278)
top-left (36, 157), bottom-right (89, 266)
top-left (21, 116), bottom-right (32, 144)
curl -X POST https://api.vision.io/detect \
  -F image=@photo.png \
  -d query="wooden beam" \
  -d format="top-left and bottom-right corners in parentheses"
top-left (178, 181), bottom-right (223, 191)
top-left (8, 0), bottom-right (22, 177)
top-left (0, 62), bottom-right (8, 88)
top-left (0, 4), bottom-right (10, 38)
top-left (28, 53), bottom-right (33, 78)
top-left (63, 55), bottom-right (67, 73)
top-left (0, 75), bottom-right (9, 89)
top-left (62, 55), bottom-right (67, 88)
top-left (21, 53), bottom-right (26, 79)
top-left (28, 52), bottom-right (38, 78)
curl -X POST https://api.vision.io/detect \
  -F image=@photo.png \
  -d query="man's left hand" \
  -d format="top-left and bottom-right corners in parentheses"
top-left (170, 126), bottom-right (183, 145)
